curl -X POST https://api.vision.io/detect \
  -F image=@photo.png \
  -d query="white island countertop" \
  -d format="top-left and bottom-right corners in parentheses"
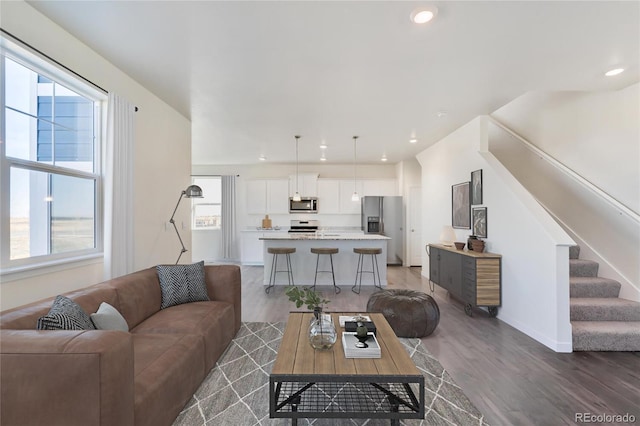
top-left (259, 233), bottom-right (390, 241)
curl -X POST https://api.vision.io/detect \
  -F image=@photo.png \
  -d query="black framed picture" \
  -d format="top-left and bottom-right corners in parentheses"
top-left (472, 207), bottom-right (487, 238)
top-left (471, 169), bottom-right (483, 205)
top-left (452, 182), bottom-right (471, 229)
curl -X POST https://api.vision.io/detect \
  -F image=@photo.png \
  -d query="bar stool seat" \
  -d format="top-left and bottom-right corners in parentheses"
top-left (352, 247), bottom-right (383, 294)
top-left (310, 248), bottom-right (341, 294)
top-left (265, 247), bottom-right (296, 294)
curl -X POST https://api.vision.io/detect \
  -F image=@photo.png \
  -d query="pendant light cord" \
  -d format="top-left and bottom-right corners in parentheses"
top-left (295, 135), bottom-right (300, 195)
top-left (353, 136), bottom-right (358, 192)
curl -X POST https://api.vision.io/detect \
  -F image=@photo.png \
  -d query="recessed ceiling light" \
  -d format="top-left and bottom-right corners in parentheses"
top-left (409, 138), bottom-right (417, 144)
top-left (410, 7), bottom-right (438, 24)
top-left (320, 142), bottom-right (328, 149)
top-left (259, 155), bottom-right (266, 161)
top-left (605, 68), bottom-right (624, 77)
top-left (437, 111), bottom-right (447, 118)
top-left (320, 155), bottom-right (327, 162)
top-left (381, 155), bottom-right (388, 162)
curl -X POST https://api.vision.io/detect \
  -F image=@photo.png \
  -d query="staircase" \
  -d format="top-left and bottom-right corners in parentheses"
top-left (570, 246), bottom-right (640, 351)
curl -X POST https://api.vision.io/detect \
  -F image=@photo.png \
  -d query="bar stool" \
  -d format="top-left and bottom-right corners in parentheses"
top-left (265, 247), bottom-right (296, 294)
top-left (310, 248), bottom-right (341, 294)
top-left (352, 247), bottom-right (383, 294)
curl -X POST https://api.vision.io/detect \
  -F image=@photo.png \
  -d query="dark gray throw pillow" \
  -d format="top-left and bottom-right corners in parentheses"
top-left (157, 261), bottom-right (209, 309)
top-left (36, 295), bottom-right (97, 331)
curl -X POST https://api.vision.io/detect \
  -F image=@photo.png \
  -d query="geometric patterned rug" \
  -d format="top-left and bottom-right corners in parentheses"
top-left (173, 322), bottom-right (489, 425)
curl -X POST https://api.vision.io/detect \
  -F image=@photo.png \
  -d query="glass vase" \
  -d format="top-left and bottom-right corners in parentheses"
top-left (308, 312), bottom-right (337, 350)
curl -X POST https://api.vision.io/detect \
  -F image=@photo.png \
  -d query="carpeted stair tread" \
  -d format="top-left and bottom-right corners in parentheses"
top-left (570, 276), bottom-right (621, 298)
top-left (569, 259), bottom-right (599, 277)
top-left (570, 298), bottom-right (640, 321)
top-left (572, 321), bottom-right (640, 351)
top-left (569, 245), bottom-right (580, 260)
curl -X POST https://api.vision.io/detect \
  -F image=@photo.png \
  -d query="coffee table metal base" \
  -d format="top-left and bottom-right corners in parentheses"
top-left (270, 374), bottom-right (424, 425)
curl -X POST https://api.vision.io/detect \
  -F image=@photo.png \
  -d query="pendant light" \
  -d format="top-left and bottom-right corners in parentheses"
top-left (293, 135), bottom-right (302, 202)
top-left (351, 136), bottom-right (360, 202)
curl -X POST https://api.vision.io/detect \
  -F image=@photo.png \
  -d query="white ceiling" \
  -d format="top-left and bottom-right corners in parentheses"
top-left (27, 1), bottom-right (639, 166)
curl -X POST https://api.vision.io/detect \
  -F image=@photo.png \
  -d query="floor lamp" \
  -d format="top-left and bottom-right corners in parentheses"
top-left (169, 184), bottom-right (203, 264)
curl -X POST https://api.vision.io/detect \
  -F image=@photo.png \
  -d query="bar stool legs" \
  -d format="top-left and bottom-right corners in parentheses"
top-left (351, 248), bottom-right (383, 294)
top-left (265, 247), bottom-right (296, 294)
top-left (310, 248), bottom-right (341, 294)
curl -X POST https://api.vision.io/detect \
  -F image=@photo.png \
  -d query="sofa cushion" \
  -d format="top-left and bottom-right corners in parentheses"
top-left (91, 302), bottom-right (129, 331)
top-left (132, 301), bottom-right (236, 371)
top-left (157, 261), bottom-right (209, 309)
top-left (36, 295), bottom-right (96, 331)
top-left (132, 333), bottom-right (205, 426)
top-left (107, 268), bottom-right (163, 330)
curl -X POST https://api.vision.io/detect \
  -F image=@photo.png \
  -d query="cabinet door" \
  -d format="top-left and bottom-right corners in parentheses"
top-left (289, 174), bottom-right (318, 197)
top-left (240, 232), bottom-right (264, 265)
top-left (362, 179), bottom-right (397, 196)
top-left (246, 180), bottom-right (267, 214)
top-left (429, 246), bottom-right (441, 284)
top-left (339, 180), bottom-right (363, 214)
top-left (266, 179), bottom-right (290, 214)
top-left (440, 249), bottom-right (462, 298)
top-left (317, 179), bottom-right (340, 214)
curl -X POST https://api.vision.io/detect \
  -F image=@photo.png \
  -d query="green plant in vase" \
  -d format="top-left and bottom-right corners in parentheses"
top-left (285, 286), bottom-right (336, 350)
top-left (285, 286), bottom-right (330, 318)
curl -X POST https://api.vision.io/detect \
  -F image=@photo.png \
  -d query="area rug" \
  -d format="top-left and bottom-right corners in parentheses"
top-left (173, 322), bottom-right (489, 425)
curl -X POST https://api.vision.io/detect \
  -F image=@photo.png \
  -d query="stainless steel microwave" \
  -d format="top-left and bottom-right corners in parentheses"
top-left (289, 197), bottom-right (318, 214)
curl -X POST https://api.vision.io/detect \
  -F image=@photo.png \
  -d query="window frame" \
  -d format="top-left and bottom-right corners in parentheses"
top-left (0, 37), bottom-right (106, 274)
top-left (191, 176), bottom-right (222, 230)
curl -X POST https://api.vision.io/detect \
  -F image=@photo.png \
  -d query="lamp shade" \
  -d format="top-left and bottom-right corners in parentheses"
top-left (439, 225), bottom-right (456, 246)
top-left (184, 185), bottom-right (203, 198)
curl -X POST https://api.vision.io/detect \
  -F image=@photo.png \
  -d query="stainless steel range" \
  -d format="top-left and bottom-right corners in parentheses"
top-left (288, 220), bottom-right (319, 234)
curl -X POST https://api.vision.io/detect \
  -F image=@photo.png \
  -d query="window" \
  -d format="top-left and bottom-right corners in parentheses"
top-left (192, 177), bottom-right (221, 229)
top-left (1, 41), bottom-right (104, 271)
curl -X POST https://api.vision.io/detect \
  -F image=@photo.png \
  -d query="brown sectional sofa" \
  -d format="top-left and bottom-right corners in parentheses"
top-left (0, 264), bottom-right (241, 426)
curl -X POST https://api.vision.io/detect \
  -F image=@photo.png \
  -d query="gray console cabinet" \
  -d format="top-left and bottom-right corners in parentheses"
top-left (428, 244), bottom-right (501, 317)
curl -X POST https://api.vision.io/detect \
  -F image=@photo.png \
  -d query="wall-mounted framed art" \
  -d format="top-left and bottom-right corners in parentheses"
top-left (471, 169), bottom-right (483, 205)
top-left (452, 181), bottom-right (471, 229)
top-left (472, 207), bottom-right (487, 238)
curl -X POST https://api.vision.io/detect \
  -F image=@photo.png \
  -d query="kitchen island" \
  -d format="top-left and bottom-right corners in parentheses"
top-left (259, 233), bottom-right (390, 289)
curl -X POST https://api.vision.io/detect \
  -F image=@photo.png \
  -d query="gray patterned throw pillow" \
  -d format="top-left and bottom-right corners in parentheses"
top-left (37, 295), bottom-right (97, 331)
top-left (157, 261), bottom-right (209, 309)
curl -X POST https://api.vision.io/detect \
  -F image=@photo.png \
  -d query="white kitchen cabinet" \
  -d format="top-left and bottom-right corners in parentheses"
top-left (289, 173), bottom-right (318, 197)
top-left (240, 231), bottom-right (264, 265)
top-left (317, 179), bottom-right (341, 214)
top-left (362, 179), bottom-right (398, 196)
top-left (339, 180), bottom-right (364, 215)
top-left (246, 179), bottom-right (289, 215)
top-left (267, 179), bottom-right (290, 214)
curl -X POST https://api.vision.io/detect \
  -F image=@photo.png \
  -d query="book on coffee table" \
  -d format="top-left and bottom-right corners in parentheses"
top-left (338, 315), bottom-right (371, 327)
top-left (341, 332), bottom-right (381, 358)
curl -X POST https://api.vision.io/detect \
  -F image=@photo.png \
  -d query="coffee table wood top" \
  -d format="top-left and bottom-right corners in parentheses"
top-left (272, 312), bottom-right (421, 378)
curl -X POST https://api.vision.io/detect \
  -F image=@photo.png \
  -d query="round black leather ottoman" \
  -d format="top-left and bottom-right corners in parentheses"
top-left (366, 289), bottom-right (440, 337)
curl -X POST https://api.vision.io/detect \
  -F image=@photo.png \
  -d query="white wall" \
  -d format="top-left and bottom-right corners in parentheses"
top-left (489, 87), bottom-right (640, 300)
top-left (492, 85), bottom-right (640, 213)
top-left (1, 1), bottom-right (192, 310)
top-left (417, 117), bottom-right (574, 352)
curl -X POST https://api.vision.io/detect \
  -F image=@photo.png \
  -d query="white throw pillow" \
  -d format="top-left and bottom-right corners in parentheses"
top-left (90, 302), bottom-right (129, 331)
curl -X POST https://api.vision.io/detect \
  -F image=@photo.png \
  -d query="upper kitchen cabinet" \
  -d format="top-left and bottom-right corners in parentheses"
top-left (338, 180), bottom-right (364, 214)
top-left (317, 179), bottom-right (340, 214)
top-left (288, 173), bottom-right (318, 197)
top-left (362, 179), bottom-right (398, 197)
top-left (246, 179), bottom-right (290, 215)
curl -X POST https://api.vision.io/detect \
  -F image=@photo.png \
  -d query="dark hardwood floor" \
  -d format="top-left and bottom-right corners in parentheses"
top-left (240, 265), bottom-right (640, 425)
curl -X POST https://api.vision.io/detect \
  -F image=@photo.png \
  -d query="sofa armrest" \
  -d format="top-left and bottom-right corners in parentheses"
top-left (204, 265), bottom-right (242, 333)
top-left (0, 330), bottom-right (134, 426)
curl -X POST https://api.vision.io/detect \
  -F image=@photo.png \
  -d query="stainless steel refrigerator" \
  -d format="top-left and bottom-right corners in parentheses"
top-left (361, 196), bottom-right (403, 265)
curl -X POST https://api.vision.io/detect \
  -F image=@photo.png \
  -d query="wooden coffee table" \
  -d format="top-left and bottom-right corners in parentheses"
top-left (269, 312), bottom-right (425, 425)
